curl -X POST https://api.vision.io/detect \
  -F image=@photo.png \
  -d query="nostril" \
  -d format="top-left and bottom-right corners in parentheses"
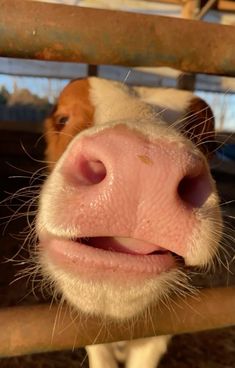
top-left (177, 171), bottom-right (213, 208)
top-left (76, 156), bottom-right (107, 185)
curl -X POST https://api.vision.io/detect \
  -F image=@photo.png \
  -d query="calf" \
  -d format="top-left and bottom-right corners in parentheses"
top-left (36, 77), bottom-right (222, 367)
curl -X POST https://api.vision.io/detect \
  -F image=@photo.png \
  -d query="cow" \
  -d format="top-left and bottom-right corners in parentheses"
top-left (36, 77), bottom-right (222, 367)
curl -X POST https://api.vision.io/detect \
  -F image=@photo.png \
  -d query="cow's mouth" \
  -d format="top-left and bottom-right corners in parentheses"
top-left (79, 236), bottom-right (185, 265)
top-left (40, 233), bottom-right (184, 279)
top-left (78, 236), bottom-right (170, 256)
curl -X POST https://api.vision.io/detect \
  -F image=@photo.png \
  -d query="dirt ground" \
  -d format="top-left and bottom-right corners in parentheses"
top-left (0, 130), bottom-right (235, 367)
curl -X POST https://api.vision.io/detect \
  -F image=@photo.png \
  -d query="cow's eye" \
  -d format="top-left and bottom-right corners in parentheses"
top-left (55, 115), bottom-right (69, 128)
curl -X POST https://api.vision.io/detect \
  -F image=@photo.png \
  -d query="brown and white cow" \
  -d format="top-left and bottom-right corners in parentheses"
top-left (36, 77), bottom-right (222, 367)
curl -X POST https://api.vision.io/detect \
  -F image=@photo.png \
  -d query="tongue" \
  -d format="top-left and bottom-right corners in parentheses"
top-left (86, 237), bottom-right (166, 255)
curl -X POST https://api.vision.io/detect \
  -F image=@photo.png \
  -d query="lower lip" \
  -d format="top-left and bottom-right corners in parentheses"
top-left (40, 236), bottom-right (177, 281)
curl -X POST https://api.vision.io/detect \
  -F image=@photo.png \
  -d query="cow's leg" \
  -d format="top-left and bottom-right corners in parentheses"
top-left (86, 343), bottom-right (118, 368)
top-left (126, 336), bottom-right (171, 368)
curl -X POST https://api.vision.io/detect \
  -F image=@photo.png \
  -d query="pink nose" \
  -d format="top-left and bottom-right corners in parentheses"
top-left (60, 125), bottom-right (213, 256)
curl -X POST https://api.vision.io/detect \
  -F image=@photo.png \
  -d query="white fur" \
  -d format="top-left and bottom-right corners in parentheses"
top-left (40, 254), bottom-right (191, 319)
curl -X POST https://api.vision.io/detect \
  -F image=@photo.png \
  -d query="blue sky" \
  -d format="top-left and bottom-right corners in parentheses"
top-left (0, 74), bottom-right (234, 132)
top-left (197, 91), bottom-right (235, 132)
top-left (0, 74), bottom-right (68, 102)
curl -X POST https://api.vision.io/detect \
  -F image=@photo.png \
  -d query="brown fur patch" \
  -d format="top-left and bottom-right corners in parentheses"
top-left (184, 97), bottom-right (215, 156)
top-left (45, 79), bottom-right (94, 168)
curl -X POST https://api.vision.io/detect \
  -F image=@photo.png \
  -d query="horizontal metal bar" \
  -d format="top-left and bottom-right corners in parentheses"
top-left (0, 57), bottom-right (87, 79)
top-left (218, 0), bottom-right (235, 12)
top-left (142, 0), bottom-right (183, 4)
top-left (1, 58), bottom-right (235, 93)
top-left (146, 0), bottom-right (235, 12)
top-left (0, 0), bottom-right (235, 76)
top-left (1, 286), bottom-right (235, 358)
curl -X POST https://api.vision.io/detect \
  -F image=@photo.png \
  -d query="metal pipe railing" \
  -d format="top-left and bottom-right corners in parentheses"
top-left (0, 0), bottom-right (235, 76)
top-left (1, 286), bottom-right (235, 358)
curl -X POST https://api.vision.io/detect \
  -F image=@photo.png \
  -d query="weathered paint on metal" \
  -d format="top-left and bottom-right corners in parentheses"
top-left (0, 287), bottom-right (235, 357)
top-left (0, 0), bottom-right (235, 76)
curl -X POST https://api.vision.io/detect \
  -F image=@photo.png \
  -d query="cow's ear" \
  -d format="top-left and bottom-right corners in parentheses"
top-left (183, 97), bottom-right (216, 157)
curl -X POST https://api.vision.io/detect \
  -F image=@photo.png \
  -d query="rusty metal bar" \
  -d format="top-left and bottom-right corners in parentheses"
top-left (0, 0), bottom-right (235, 76)
top-left (218, 0), bottom-right (235, 12)
top-left (1, 286), bottom-right (235, 358)
top-left (146, 0), bottom-right (235, 12)
top-left (143, 0), bottom-right (183, 4)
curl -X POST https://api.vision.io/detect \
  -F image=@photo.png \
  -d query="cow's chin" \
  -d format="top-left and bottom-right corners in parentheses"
top-left (40, 254), bottom-right (192, 320)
